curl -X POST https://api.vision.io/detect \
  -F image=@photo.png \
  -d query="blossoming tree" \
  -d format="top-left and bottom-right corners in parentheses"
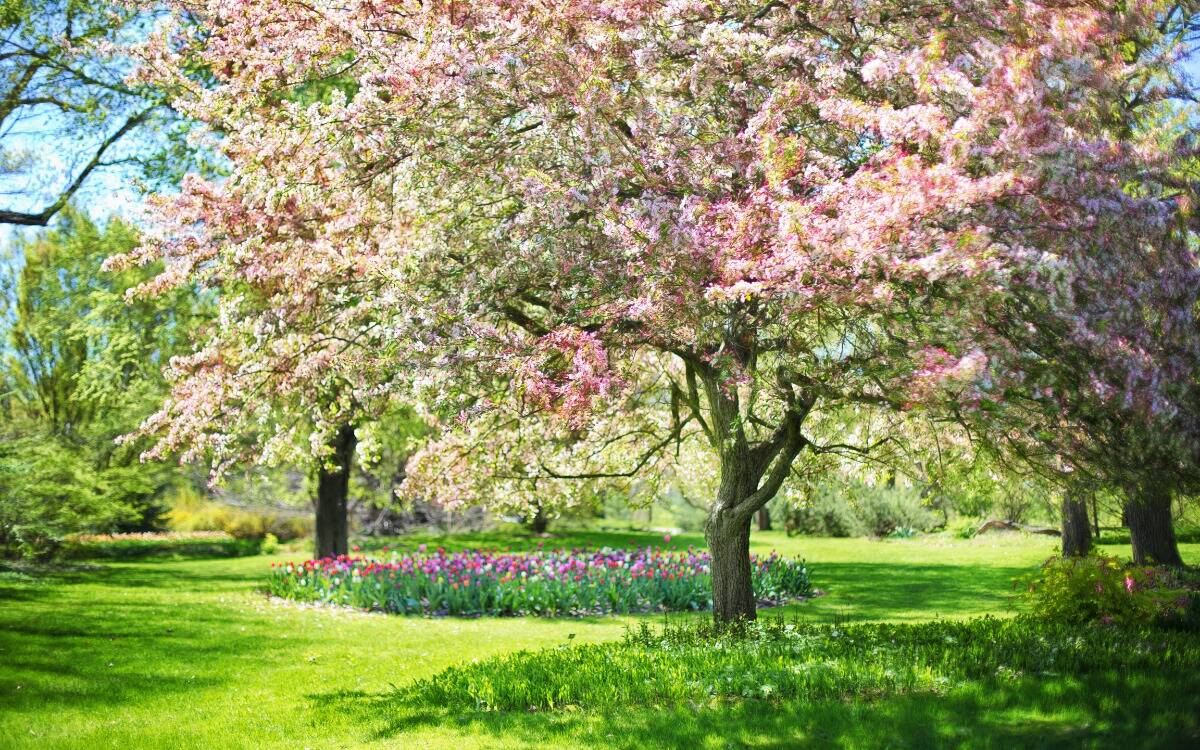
top-left (114, 0), bottom-right (1199, 620)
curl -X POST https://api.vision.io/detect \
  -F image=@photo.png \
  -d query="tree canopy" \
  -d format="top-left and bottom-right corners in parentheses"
top-left (107, 0), bottom-right (1200, 617)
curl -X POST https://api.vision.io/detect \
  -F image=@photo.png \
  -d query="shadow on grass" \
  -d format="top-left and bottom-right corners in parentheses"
top-left (0, 557), bottom-right (321, 715)
top-left (309, 668), bottom-right (1200, 749)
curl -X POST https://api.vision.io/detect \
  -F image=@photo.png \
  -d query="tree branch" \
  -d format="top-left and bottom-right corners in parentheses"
top-left (0, 107), bottom-right (153, 226)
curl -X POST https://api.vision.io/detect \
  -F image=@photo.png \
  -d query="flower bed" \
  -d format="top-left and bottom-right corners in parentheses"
top-left (267, 546), bottom-right (813, 617)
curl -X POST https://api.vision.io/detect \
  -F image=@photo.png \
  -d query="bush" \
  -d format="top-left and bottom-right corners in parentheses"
top-left (784, 487), bottom-right (862, 537)
top-left (400, 616), bottom-right (1200, 713)
top-left (63, 531), bottom-right (265, 559)
top-left (0, 437), bottom-right (140, 559)
top-left (947, 517), bottom-right (980, 539)
top-left (1021, 555), bottom-right (1199, 629)
top-left (267, 546), bottom-right (813, 617)
top-left (165, 487), bottom-right (311, 541)
top-left (784, 482), bottom-right (938, 538)
top-left (851, 486), bottom-right (938, 537)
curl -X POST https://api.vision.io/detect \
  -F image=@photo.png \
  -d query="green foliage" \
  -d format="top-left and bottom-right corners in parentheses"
top-left (63, 530), bottom-right (265, 559)
top-left (784, 486), bottom-right (862, 537)
top-left (947, 517), bottom-right (980, 539)
top-left (852, 485), bottom-right (938, 537)
top-left (1021, 555), bottom-right (1199, 629)
top-left (0, 436), bottom-right (135, 558)
top-left (165, 486), bottom-right (311, 542)
top-left (0, 209), bottom-right (205, 558)
top-left (784, 481), bottom-right (938, 538)
top-left (401, 616), bottom-right (1200, 713)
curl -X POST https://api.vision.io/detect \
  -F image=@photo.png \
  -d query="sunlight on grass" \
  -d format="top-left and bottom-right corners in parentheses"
top-left (0, 531), bottom-right (1195, 749)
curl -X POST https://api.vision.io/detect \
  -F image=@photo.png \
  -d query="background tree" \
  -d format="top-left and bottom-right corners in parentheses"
top-left (0, 208), bottom-right (202, 556)
top-left (0, 0), bottom-right (205, 226)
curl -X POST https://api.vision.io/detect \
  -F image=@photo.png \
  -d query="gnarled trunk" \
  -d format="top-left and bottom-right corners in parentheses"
top-left (1060, 492), bottom-right (1092, 557)
top-left (315, 424), bottom-right (357, 559)
top-left (1125, 485), bottom-right (1182, 566)
top-left (757, 507), bottom-right (772, 531)
top-left (707, 511), bottom-right (756, 622)
top-left (706, 447), bottom-right (762, 623)
top-left (693, 361), bottom-right (808, 624)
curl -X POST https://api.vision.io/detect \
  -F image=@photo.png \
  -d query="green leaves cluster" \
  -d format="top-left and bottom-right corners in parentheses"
top-left (1021, 554), bottom-right (1200, 629)
top-left (0, 208), bottom-right (205, 557)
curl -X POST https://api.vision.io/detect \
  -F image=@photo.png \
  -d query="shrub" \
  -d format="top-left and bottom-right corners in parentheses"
top-left (400, 616), bottom-right (1200, 713)
top-left (165, 487), bottom-right (311, 541)
top-left (63, 531), bottom-right (265, 559)
top-left (267, 546), bottom-right (813, 617)
top-left (1021, 555), bottom-right (1199, 629)
top-left (784, 487), bottom-right (862, 537)
top-left (851, 486), bottom-right (938, 537)
top-left (784, 482), bottom-right (938, 538)
top-left (947, 517), bottom-right (980, 539)
top-left (0, 437), bottom-right (142, 559)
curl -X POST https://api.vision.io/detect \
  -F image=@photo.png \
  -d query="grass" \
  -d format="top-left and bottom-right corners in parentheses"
top-left (0, 529), bottom-right (1196, 749)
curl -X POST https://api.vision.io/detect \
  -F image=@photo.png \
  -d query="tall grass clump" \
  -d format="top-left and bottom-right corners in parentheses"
top-left (401, 617), bottom-right (1200, 712)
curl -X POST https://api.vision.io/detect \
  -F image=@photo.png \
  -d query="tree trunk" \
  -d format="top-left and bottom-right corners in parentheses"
top-left (1125, 485), bottom-right (1183, 566)
top-left (707, 512), bottom-right (756, 623)
top-left (528, 505), bottom-right (550, 534)
top-left (315, 424), bottom-right (357, 559)
top-left (1061, 492), bottom-right (1092, 557)
top-left (1090, 495), bottom-right (1100, 538)
top-left (757, 507), bottom-right (771, 531)
top-left (694, 368), bottom-right (807, 624)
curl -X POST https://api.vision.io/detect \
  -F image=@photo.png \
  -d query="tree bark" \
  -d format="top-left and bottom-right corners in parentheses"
top-left (528, 505), bottom-right (550, 534)
top-left (315, 424), bottom-right (357, 559)
top-left (707, 512), bottom-right (756, 623)
top-left (1061, 492), bottom-right (1092, 557)
top-left (1125, 485), bottom-right (1183, 566)
top-left (757, 507), bottom-right (772, 531)
top-left (705, 438), bottom-right (762, 623)
top-left (692, 360), bottom-right (809, 624)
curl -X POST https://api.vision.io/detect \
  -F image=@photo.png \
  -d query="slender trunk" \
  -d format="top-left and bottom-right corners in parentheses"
top-left (1061, 492), bottom-right (1092, 557)
top-left (1090, 495), bottom-right (1100, 538)
top-left (1125, 485), bottom-right (1183, 566)
top-left (315, 424), bottom-right (356, 559)
top-left (757, 507), bottom-right (772, 531)
top-left (528, 505), bottom-right (549, 534)
top-left (693, 362), bottom-right (808, 623)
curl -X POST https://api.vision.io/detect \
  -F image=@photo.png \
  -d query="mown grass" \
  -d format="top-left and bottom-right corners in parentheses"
top-left (0, 530), bottom-right (1195, 749)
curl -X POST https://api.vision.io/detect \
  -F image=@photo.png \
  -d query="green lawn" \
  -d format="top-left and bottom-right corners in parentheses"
top-left (0, 530), bottom-right (1196, 749)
